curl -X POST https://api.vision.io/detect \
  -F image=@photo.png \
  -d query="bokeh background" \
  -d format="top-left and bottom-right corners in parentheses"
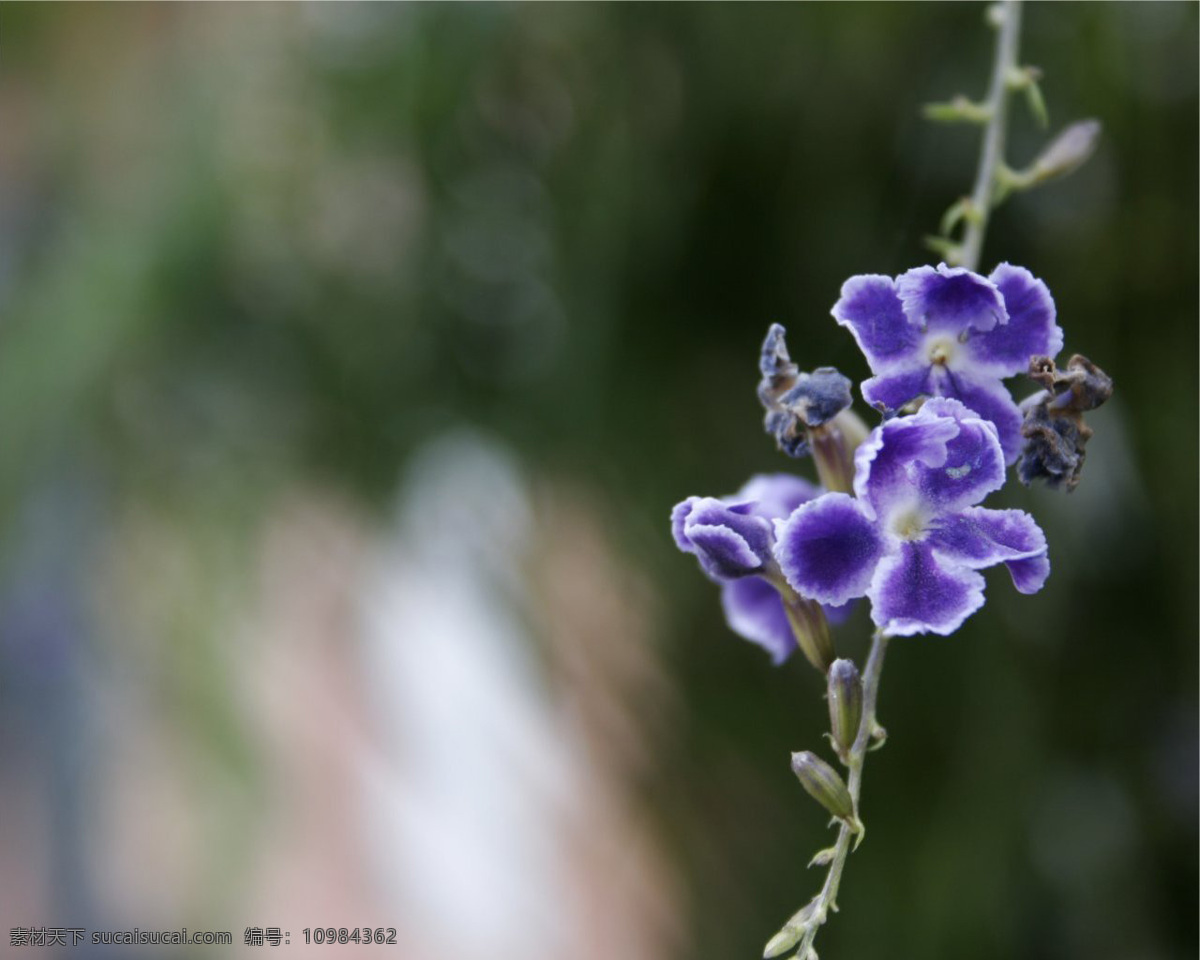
top-left (0, 3), bottom-right (1195, 959)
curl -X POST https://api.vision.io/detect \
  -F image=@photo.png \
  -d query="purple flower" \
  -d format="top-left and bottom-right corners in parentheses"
top-left (672, 495), bottom-right (777, 581)
top-left (672, 474), bottom-right (850, 663)
top-left (833, 262), bottom-right (1063, 464)
top-left (773, 398), bottom-right (1049, 637)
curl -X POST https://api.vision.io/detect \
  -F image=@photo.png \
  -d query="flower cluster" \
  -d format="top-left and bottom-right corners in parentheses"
top-left (672, 261), bottom-right (1085, 651)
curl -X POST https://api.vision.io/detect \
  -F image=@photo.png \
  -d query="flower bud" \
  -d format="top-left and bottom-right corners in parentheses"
top-left (791, 751), bottom-right (855, 823)
top-left (762, 899), bottom-right (818, 959)
top-left (781, 591), bottom-right (834, 674)
top-left (671, 496), bottom-right (774, 579)
top-left (826, 659), bottom-right (863, 759)
top-left (1028, 120), bottom-right (1101, 184)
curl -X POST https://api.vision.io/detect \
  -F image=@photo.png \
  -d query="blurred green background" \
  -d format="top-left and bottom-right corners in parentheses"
top-left (0, 3), bottom-right (1194, 959)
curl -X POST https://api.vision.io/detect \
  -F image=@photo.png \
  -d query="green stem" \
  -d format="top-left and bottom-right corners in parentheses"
top-left (792, 629), bottom-right (891, 959)
top-left (959, 0), bottom-right (1023, 272)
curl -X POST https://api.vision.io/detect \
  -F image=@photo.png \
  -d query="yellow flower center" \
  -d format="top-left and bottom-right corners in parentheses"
top-left (889, 505), bottom-right (929, 542)
top-left (927, 337), bottom-right (956, 366)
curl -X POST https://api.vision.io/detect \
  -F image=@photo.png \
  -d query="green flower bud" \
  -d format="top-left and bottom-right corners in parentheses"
top-left (781, 592), bottom-right (834, 674)
top-left (763, 899), bottom-right (818, 959)
top-left (791, 751), bottom-right (855, 823)
top-left (827, 659), bottom-right (863, 760)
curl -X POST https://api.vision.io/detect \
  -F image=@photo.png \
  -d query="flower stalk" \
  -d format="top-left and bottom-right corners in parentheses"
top-left (960, 0), bottom-right (1023, 272)
top-left (671, 6), bottom-right (1110, 958)
top-left (767, 630), bottom-right (890, 960)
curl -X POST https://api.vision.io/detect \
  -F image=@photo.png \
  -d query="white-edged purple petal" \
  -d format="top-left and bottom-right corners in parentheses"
top-left (1005, 553), bottom-right (1051, 595)
top-left (774, 493), bottom-right (884, 605)
top-left (861, 366), bottom-right (933, 412)
top-left (896, 263), bottom-right (1008, 334)
top-left (966, 264), bottom-right (1064, 377)
top-left (940, 370), bottom-right (1024, 465)
top-left (912, 399), bottom-right (1006, 513)
top-left (670, 497), bottom-right (696, 552)
top-left (687, 523), bottom-right (763, 576)
top-left (733, 473), bottom-right (821, 521)
top-left (867, 541), bottom-right (986, 636)
top-left (928, 506), bottom-right (1049, 594)
top-left (853, 411), bottom-right (957, 518)
top-left (720, 577), bottom-right (797, 664)
top-left (832, 274), bottom-right (920, 371)
top-left (673, 497), bottom-right (774, 580)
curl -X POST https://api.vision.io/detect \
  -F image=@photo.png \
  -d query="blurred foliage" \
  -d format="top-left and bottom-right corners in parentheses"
top-left (0, 3), bottom-right (1195, 959)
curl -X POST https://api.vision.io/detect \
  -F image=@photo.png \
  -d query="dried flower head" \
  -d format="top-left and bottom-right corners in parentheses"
top-left (1018, 353), bottom-right (1113, 490)
top-left (758, 323), bottom-right (853, 458)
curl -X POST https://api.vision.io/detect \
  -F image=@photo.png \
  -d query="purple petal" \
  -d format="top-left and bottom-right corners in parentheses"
top-left (896, 264), bottom-right (1007, 335)
top-left (673, 497), bottom-right (774, 579)
top-left (912, 398), bottom-right (1006, 513)
top-left (861, 366), bottom-right (933, 412)
top-left (670, 497), bottom-right (695, 552)
top-left (928, 507), bottom-right (1049, 594)
top-left (868, 541), bottom-right (986, 636)
top-left (1006, 554), bottom-right (1051, 595)
top-left (733, 474), bottom-right (820, 521)
top-left (774, 493), bottom-right (884, 605)
top-left (966, 264), bottom-right (1064, 377)
top-left (720, 577), bottom-right (796, 664)
top-left (687, 524), bottom-right (763, 577)
top-left (832, 274), bottom-right (920, 371)
top-left (853, 411), bottom-right (957, 519)
top-left (939, 370), bottom-right (1024, 465)
top-left (927, 505), bottom-right (1046, 563)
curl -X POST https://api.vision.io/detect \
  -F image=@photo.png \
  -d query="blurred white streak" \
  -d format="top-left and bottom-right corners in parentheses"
top-left (360, 434), bottom-right (573, 960)
top-left (360, 433), bottom-right (680, 960)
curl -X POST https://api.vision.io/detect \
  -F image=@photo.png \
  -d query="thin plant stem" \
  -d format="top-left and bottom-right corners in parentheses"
top-left (960, 0), bottom-right (1023, 272)
top-left (793, 629), bottom-right (890, 958)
